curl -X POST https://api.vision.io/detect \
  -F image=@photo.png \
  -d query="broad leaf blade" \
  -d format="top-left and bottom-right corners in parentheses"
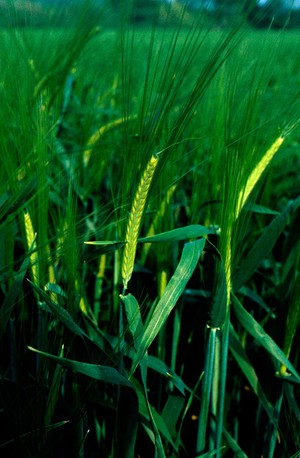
top-left (130, 239), bottom-right (205, 376)
top-left (121, 293), bottom-right (144, 350)
top-left (28, 347), bottom-right (132, 387)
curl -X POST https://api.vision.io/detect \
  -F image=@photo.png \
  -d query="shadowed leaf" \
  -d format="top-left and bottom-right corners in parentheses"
top-left (232, 294), bottom-right (300, 383)
top-left (28, 346), bottom-right (132, 387)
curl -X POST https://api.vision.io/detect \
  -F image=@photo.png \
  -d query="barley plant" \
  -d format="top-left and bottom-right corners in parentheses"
top-left (1, 0), bottom-right (300, 457)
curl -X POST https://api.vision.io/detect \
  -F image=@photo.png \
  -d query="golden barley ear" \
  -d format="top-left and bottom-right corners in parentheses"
top-left (122, 154), bottom-right (159, 291)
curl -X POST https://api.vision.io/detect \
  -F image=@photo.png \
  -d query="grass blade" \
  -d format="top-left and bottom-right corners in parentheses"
top-left (132, 379), bottom-right (176, 453)
top-left (233, 196), bottom-right (300, 290)
top-left (139, 225), bottom-right (216, 243)
top-left (281, 258), bottom-right (300, 374)
top-left (130, 238), bottom-right (205, 376)
top-left (28, 346), bottom-right (132, 387)
top-left (121, 293), bottom-right (144, 351)
top-left (28, 280), bottom-right (89, 340)
top-left (232, 294), bottom-right (300, 382)
top-left (229, 324), bottom-right (276, 426)
top-left (196, 328), bottom-right (217, 453)
top-left (222, 428), bottom-right (248, 458)
top-left (0, 421), bottom-right (69, 450)
top-left (0, 253), bottom-right (30, 338)
top-left (215, 313), bottom-right (230, 455)
top-left (147, 355), bottom-right (188, 396)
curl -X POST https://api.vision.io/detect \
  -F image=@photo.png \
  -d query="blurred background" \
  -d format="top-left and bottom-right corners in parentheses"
top-left (1, 0), bottom-right (300, 29)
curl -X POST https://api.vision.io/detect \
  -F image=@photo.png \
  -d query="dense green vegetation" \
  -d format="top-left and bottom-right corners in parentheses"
top-left (1, 2), bottom-right (300, 457)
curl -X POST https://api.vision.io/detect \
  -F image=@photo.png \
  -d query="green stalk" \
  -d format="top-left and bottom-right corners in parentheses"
top-left (196, 328), bottom-right (217, 454)
top-left (215, 311), bottom-right (230, 456)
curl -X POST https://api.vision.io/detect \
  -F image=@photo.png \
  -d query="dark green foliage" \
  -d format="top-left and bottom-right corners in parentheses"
top-left (1, 2), bottom-right (300, 457)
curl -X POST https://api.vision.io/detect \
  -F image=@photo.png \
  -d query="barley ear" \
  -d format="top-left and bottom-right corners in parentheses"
top-left (122, 154), bottom-right (159, 291)
top-left (236, 135), bottom-right (285, 219)
top-left (24, 211), bottom-right (39, 285)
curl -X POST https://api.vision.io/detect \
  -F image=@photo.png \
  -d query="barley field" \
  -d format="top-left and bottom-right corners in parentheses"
top-left (1, 2), bottom-right (300, 457)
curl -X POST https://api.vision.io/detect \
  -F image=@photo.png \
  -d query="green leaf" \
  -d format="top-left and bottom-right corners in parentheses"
top-left (0, 254), bottom-right (30, 338)
top-left (196, 328), bottom-right (218, 452)
top-left (282, 269), bottom-right (300, 369)
top-left (121, 293), bottom-right (144, 350)
top-left (0, 420), bottom-right (69, 449)
top-left (229, 324), bottom-right (277, 426)
top-left (28, 280), bottom-right (89, 340)
top-left (162, 395), bottom-right (185, 439)
top-left (232, 294), bottom-right (300, 383)
top-left (45, 346), bottom-right (64, 426)
top-left (0, 177), bottom-right (38, 223)
top-left (121, 292), bottom-right (167, 454)
top-left (139, 225), bottom-right (216, 243)
top-left (45, 282), bottom-right (67, 298)
top-left (215, 314), bottom-right (230, 452)
top-left (84, 240), bottom-right (125, 256)
top-left (222, 427), bottom-right (247, 458)
top-left (233, 197), bottom-right (300, 290)
top-left (239, 286), bottom-right (276, 318)
top-left (139, 355), bottom-right (166, 458)
top-left (283, 383), bottom-right (300, 424)
top-left (289, 452), bottom-right (300, 458)
top-left (147, 355), bottom-right (187, 396)
top-left (82, 314), bottom-right (114, 356)
top-left (243, 202), bottom-right (280, 215)
top-left (84, 240), bottom-right (125, 246)
top-left (132, 379), bottom-right (176, 452)
top-left (130, 239), bottom-right (205, 376)
top-left (177, 372), bottom-right (203, 449)
top-left (28, 347), bottom-right (132, 387)
top-left (210, 259), bottom-right (227, 329)
top-left (197, 448), bottom-right (226, 458)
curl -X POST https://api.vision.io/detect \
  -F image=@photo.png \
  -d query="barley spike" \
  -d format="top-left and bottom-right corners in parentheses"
top-left (122, 154), bottom-right (159, 291)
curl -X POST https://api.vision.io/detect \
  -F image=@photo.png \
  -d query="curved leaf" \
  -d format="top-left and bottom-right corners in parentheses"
top-left (28, 280), bottom-right (89, 340)
top-left (130, 239), bottom-right (205, 376)
top-left (28, 346), bottom-right (132, 387)
top-left (229, 324), bottom-right (276, 426)
top-left (232, 294), bottom-right (300, 383)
